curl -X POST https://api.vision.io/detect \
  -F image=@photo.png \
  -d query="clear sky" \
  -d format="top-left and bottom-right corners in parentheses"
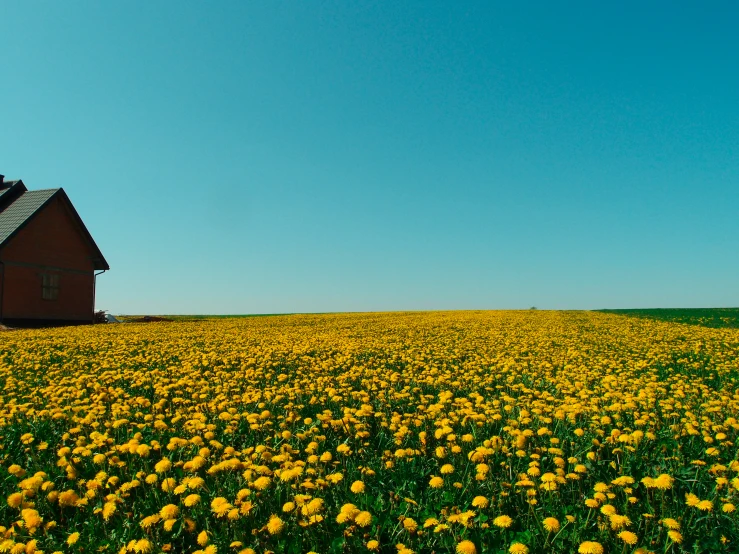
top-left (2, 2), bottom-right (737, 314)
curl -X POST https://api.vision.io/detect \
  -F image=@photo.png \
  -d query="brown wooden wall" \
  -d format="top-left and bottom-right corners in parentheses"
top-left (0, 196), bottom-right (96, 323)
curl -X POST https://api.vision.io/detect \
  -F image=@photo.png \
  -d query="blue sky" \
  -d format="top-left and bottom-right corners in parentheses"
top-left (1, 1), bottom-right (737, 313)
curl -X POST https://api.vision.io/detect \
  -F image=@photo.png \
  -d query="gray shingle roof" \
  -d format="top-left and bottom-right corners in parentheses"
top-left (0, 189), bottom-right (59, 245)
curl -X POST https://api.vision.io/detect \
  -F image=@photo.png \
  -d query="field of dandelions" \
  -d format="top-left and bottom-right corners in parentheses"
top-left (0, 311), bottom-right (737, 554)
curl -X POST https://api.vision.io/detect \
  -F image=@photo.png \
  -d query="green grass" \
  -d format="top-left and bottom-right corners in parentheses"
top-left (597, 307), bottom-right (739, 328)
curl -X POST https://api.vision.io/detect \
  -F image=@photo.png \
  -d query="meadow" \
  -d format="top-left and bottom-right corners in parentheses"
top-left (0, 311), bottom-right (737, 554)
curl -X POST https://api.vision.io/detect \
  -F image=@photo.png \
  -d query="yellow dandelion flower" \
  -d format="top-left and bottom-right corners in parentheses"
top-left (252, 476), bottom-right (271, 490)
top-left (184, 494), bottom-right (201, 507)
top-left (140, 515), bottom-right (161, 529)
top-left (355, 511), bottom-right (372, 527)
top-left (509, 544), bottom-right (528, 554)
top-left (493, 515), bottom-right (513, 528)
top-left (599, 504), bottom-right (616, 516)
top-left (578, 542), bottom-right (604, 554)
top-left (456, 540), bottom-right (477, 554)
top-left (661, 518), bottom-right (680, 530)
top-left (366, 540), bottom-right (379, 551)
top-left (163, 519), bottom-right (177, 532)
top-left (134, 539), bottom-right (153, 553)
top-left (617, 531), bottom-right (638, 545)
top-left (668, 531), bottom-right (682, 543)
top-left (161, 478), bottom-right (177, 493)
top-left (102, 502), bottom-right (116, 521)
top-left (402, 518), bottom-right (418, 532)
top-left (154, 458), bottom-right (172, 473)
top-left (67, 533), bottom-right (80, 545)
top-left (159, 504), bottom-right (179, 519)
top-left (266, 515), bottom-right (285, 535)
top-left (440, 464), bottom-right (454, 474)
top-left (609, 514), bottom-right (631, 530)
top-left (197, 531), bottom-right (209, 546)
top-left (685, 493), bottom-right (700, 507)
top-left (429, 476), bottom-right (444, 489)
top-left (542, 517), bottom-right (560, 532)
top-left (471, 496), bottom-right (489, 508)
top-left (424, 518), bottom-right (439, 528)
top-left (654, 474), bottom-right (674, 490)
top-left (350, 480), bottom-right (366, 493)
top-left (58, 490), bottom-right (80, 507)
top-left (697, 500), bottom-right (713, 511)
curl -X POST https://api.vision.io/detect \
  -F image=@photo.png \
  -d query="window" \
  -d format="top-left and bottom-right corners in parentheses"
top-left (42, 273), bottom-right (60, 300)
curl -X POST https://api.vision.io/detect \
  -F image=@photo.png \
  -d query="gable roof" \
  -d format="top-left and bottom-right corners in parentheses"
top-left (0, 187), bottom-right (110, 270)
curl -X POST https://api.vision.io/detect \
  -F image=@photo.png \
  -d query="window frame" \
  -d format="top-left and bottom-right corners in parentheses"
top-left (41, 272), bottom-right (60, 301)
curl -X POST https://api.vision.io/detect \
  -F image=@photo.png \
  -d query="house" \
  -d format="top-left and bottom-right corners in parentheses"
top-left (0, 175), bottom-right (109, 326)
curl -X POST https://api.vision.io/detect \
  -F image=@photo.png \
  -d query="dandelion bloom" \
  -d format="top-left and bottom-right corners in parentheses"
top-left (366, 540), bottom-right (380, 551)
top-left (301, 498), bottom-right (324, 516)
top-left (471, 496), bottom-right (489, 508)
top-left (102, 502), bottom-right (117, 520)
top-left (159, 504), bottom-right (179, 519)
top-left (58, 490), bottom-right (80, 507)
top-left (355, 511), bottom-right (373, 527)
top-left (266, 515), bottom-right (285, 535)
top-left (211, 497), bottom-right (233, 517)
top-left (661, 518), bottom-right (680, 530)
top-left (67, 532), bottom-right (80, 545)
top-left (654, 474), bottom-right (674, 490)
top-left (7, 493), bottom-right (23, 508)
top-left (429, 476), bottom-right (444, 489)
top-left (722, 503), bottom-right (736, 513)
top-left (599, 504), bottom-right (616, 516)
top-left (350, 481), bottom-right (366, 494)
top-left (542, 517), bottom-right (560, 532)
top-left (509, 544), bottom-right (528, 554)
top-left (668, 531), bottom-right (683, 543)
top-left (578, 542), bottom-right (604, 554)
top-left (609, 514), bottom-right (631, 530)
top-left (161, 478), bottom-right (177, 492)
top-left (184, 494), bottom-right (201, 507)
top-left (282, 501), bottom-right (295, 513)
top-left (402, 518), bottom-right (418, 532)
top-left (493, 515), bottom-right (513, 528)
top-left (456, 540), bottom-right (477, 554)
top-left (440, 464), bottom-right (454, 474)
top-left (163, 519), bottom-right (177, 532)
top-left (154, 458), bottom-right (172, 473)
top-left (8, 465), bottom-right (25, 477)
top-left (617, 531), bottom-right (638, 545)
top-left (197, 531), bottom-right (209, 546)
top-left (696, 500), bottom-right (713, 511)
top-left (685, 493), bottom-right (700, 507)
top-left (253, 476), bottom-right (271, 490)
top-left (340, 503), bottom-right (360, 518)
top-left (134, 539), bottom-right (153, 553)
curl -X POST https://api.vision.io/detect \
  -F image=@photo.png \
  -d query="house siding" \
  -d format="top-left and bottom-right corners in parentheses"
top-left (0, 195), bottom-right (96, 323)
